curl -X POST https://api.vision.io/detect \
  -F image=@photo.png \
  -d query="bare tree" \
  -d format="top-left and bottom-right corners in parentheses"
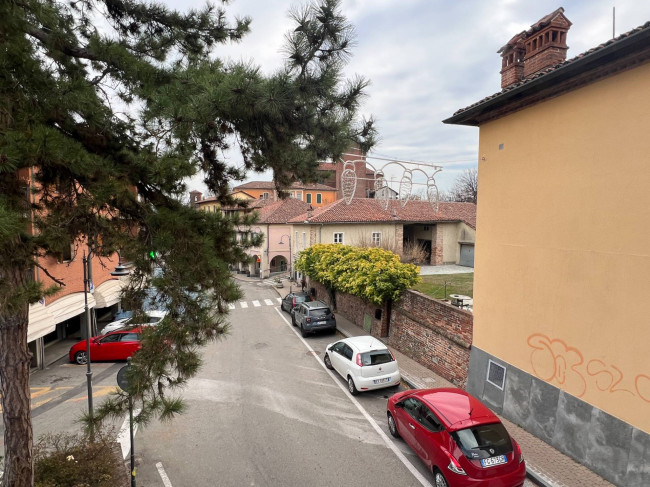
top-left (448, 168), bottom-right (478, 203)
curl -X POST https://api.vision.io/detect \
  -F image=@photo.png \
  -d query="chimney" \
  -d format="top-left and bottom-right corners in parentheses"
top-left (499, 8), bottom-right (572, 89)
top-left (189, 190), bottom-right (202, 206)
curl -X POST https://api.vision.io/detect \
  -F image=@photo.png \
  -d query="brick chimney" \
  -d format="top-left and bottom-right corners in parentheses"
top-left (189, 190), bottom-right (202, 207)
top-left (499, 8), bottom-right (572, 89)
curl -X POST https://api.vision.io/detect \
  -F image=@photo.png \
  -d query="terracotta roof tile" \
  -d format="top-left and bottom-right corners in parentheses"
top-left (288, 199), bottom-right (476, 228)
top-left (256, 199), bottom-right (313, 224)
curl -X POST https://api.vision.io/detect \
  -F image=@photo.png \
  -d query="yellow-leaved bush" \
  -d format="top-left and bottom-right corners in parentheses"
top-left (295, 244), bottom-right (420, 305)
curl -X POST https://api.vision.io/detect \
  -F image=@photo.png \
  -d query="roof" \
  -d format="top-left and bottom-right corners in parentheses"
top-left (445, 20), bottom-right (650, 126)
top-left (498, 8), bottom-right (571, 53)
top-left (342, 336), bottom-right (389, 353)
top-left (417, 388), bottom-right (497, 430)
top-left (234, 181), bottom-right (336, 192)
top-left (288, 198), bottom-right (476, 229)
top-left (256, 198), bottom-right (313, 224)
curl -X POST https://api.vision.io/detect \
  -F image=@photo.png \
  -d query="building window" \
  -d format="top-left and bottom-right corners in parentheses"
top-left (372, 232), bottom-right (381, 246)
top-left (262, 192), bottom-right (269, 200)
top-left (333, 232), bottom-right (344, 244)
top-left (296, 191), bottom-right (302, 201)
top-left (306, 194), bottom-right (312, 204)
top-left (295, 231), bottom-right (299, 249)
top-left (57, 244), bottom-right (74, 263)
top-left (302, 232), bottom-right (306, 248)
top-left (316, 193), bottom-right (322, 204)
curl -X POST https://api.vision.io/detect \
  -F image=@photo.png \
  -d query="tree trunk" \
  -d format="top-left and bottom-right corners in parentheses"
top-left (0, 269), bottom-right (34, 487)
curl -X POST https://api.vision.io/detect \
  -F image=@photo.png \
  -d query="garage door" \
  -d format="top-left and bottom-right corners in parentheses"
top-left (459, 244), bottom-right (474, 267)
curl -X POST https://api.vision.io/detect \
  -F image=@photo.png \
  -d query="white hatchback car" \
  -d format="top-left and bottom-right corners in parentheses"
top-left (99, 310), bottom-right (166, 336)
top-left (323, 336), bottom-right (401, 395)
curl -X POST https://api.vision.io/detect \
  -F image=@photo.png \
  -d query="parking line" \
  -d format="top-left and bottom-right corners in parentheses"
top-left (264, 299), bottom-right (274, 306)
top-left (240, 301), bottom-right (248, 308)
top-left (276, 297), bottom-right (282, 303)
top-left (228, 303), bottom-right (235, 310)
top-left (117, 408), bottom-right (141, 459)
top-left (252, 300), bottom-right (261, 307)
top-left (273, 308), bottom-right (433, 487)
top-left (156, 462), bottom-right (174, 487)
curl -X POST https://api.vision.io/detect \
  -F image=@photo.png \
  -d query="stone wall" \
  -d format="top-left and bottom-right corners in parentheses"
top-left (308, 278), bottom-right (473, 387)
top-left (387, 290), bottom-right (472, 387)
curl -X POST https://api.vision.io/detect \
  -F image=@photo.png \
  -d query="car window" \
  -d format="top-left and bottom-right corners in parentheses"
top-left (294, 295), bottom-right (308, 304)
top-left (309, 307), bottom-right (330, 318)
top-left (120, 333), bottom-right (140, 342)
top-left (360, 350), bottom-right (393, 366)
top-left (100, 334), bottom-right (121, 344)
top-left (342, 344), bottom-right (353, 361)
top-left (452, 422), bottom-right (513, 457)
top-left (402, 397), bottom-right (421, 418)
top-left (146, 316), bottom-right (162, 324)
top-left (331, 342), bottom-right (345, 353)
top-left (418, 405), bottom-right (443, 432)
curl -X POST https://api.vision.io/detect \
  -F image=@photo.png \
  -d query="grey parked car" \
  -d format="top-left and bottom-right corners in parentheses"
top-left (292, 300), bottom-right (337, 337)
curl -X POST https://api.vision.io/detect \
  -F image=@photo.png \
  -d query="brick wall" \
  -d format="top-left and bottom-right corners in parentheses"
top-left (309, 278), bottom-right (473, 387)
top-left (388, 290), bottom-right (473, 387)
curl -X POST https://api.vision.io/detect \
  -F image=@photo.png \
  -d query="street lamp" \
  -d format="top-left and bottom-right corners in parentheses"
top-left (278, 234), bottom-right (292, 281)
top-left (82, 250), bottom-right (95, 437)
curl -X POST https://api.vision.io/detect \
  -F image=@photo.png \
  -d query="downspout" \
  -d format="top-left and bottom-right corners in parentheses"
top-left (266, 224), bottom-right (270, 278)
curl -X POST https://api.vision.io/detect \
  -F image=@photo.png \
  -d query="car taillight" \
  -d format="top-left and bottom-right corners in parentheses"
top-left (442, 448), bottom-right (466, 476)
top-left (292, 298), bottom-right (296, 307)
top-left (389, 349), bottom-right (396, 361)
top-left (356, 353), bottom-right (363, 367)
top-left (513, 439), bottom-right (524, 463)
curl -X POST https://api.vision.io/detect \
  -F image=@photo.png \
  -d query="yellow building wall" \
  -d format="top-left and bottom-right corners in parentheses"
top-left (474, 63), bottom-right (650, 432)
top-left (303, 190), bottom-right (337, 206)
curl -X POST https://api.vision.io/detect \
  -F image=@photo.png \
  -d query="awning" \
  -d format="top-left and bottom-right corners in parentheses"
top-left (93, 279), bottom-right (124, 308)
top-left (27, 302), bottom-right (55, 342)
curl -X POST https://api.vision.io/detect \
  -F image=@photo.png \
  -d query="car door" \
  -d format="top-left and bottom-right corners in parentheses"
top-left (393, 397), bottom-right (421, 455)
top-left (116, 332), bottom-right (141, 360)
top-left (92, 332), bottom-right (122, 361)
top-left (412, 402), bottom-right (446, 470)
top-left (328, 342), bottom-right (345, 375)
top-left (294, 304), bottom-right (304, 325)
top-left (336, 344), bottom-right (354, 377)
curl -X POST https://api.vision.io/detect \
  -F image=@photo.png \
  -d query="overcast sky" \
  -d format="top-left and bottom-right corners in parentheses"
top-left (173, 0), bottom-right (650, 194)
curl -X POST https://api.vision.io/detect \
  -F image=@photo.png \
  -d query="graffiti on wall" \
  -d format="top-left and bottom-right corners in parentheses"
top-left (527, 334), bottom-right (650, 403)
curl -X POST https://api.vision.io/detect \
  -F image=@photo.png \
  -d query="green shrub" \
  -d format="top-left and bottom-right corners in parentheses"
top-left (34, 431), bottom-right (126, 487)
top-left (296, 244), bottom-right (420, 304)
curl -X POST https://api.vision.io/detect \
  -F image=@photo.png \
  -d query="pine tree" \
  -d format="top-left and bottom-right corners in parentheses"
top-left (0, 0), bottom-right (375, 484)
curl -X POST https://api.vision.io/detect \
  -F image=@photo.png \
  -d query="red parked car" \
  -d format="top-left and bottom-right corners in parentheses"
top-left (387, 388), bottom-right (526, 487)
top-left (69, 327), bottom-right (142, 365)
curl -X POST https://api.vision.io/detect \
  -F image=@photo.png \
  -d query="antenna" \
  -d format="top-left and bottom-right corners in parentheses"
top-left (613, 6), bottom-right (616, 39)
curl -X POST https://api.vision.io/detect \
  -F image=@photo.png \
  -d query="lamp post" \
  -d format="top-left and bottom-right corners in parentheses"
top-left (82, 250), bottom-right (94, 438)
top-left (279, 234), bottom-right (292, 281)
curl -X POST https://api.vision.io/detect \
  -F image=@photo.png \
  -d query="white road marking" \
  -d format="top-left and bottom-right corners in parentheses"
top-left (240, 301), bottom-right (248, 308)
top-left (117, 408), bottom-right (141, 459)
top-left (252, 300), bottom-right (261, 307)
top-left (264, 299), bottom-right (274, 306)
top-left (276, 297), bottom-right (282, 303)
top-left (156, 462), bottom-right (174, 487)
top-left (228, 303), bottom-right (235, 310)
top-left (273, 308), bottom-right (434, 487)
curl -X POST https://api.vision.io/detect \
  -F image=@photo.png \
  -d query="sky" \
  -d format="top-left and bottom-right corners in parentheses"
top-left (171, 0), bottom-right (650, 195)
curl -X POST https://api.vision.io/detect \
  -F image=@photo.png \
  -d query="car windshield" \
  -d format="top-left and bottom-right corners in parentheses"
top-left (309, 308), bottom-right (330, 318)
top-left (452, 422), bottom-right (512, 459)
top-left (294, 295), bottom-right (308, 303)
top-left (360, 350), bottom-right (393, 366)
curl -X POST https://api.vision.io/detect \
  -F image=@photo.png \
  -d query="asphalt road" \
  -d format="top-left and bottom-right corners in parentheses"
top-left (7, 278), bottom-right (537, 486)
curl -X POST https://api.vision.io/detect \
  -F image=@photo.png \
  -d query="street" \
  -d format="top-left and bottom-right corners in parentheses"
top-left (15, 278), bottom-right (537, 486)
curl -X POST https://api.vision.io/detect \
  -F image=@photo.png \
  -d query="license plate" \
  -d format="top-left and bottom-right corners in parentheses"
top-left (480, 455), bottom-right (507, 468)
top-left (316, 321), bottom-right (326, 325)
top-left (373, 378), bottom-right (390, 384)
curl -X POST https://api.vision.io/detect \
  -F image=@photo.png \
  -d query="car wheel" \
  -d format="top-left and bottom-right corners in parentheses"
top-left (387, 412), bottom-right (400, 438)
top-left (433, 469), bottom-right (449, 487)
top-left (300, 325), bottom-right (308, 338)
top-left (347, 376), bottom-right (359, 395)
top-left (74, 351), bottom-right (88, 365)
top-left (324, 353), bottom-right (333, 370)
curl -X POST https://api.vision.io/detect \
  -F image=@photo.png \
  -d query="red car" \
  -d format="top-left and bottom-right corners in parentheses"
top-left (387, 388), bottom-right (526, 487)
top-left (69, 327), bottom-right (142, 365)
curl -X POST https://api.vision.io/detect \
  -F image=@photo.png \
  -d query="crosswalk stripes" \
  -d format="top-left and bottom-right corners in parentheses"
top-left (229, 298), bottom-right (284, 309)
